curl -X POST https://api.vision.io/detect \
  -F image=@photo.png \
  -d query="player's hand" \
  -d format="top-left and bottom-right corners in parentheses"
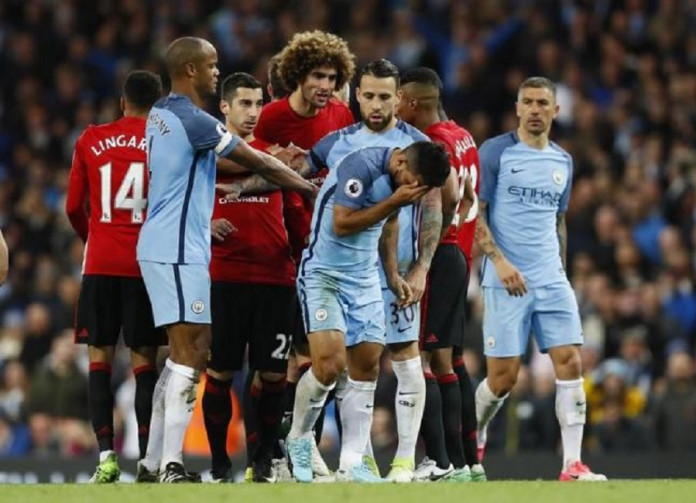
top-left (404, 263), bottom-right (428, 305)
top-left (216, 181), bottom-right (244, 201)
top-left (494, 258), bottom-right (527, 297)
top-left (391, 182), bottom-right (431, 207)
top-left (211, 218), bottom-right (237, 241)
top-left (268, 143), bottom-right (307, 170)
top-left (388, 275), bottom-right (413, 307)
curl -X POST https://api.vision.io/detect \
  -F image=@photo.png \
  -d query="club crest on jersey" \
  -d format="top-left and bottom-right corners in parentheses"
top-left (345, 178), bottom-right (363, 198)
top-left (552, 170), bottom-right (564, 185)
top-left (315, 308), bottom-right (328, 322)
top-left (486, 335), bottom-right (496, 349)
top-left (191, 300), bottom-right (205, 314)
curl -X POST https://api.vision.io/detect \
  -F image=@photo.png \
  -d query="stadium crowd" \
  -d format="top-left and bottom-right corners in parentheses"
top-left (0, 0), bottom-right (695, 462)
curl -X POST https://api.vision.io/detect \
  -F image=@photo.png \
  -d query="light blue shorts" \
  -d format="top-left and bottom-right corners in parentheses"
top-left (482, 282), bottom-right (583, 357)
top-left (297, 271), bottom-right (385, 347)
top-left (139, 261), bottom-right (211, 327)
top-left (382, 287), bottom-right (420, 345)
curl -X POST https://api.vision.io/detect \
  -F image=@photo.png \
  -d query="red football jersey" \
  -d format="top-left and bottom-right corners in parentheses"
top-left (255, 97), bottom-right (354, 264)
top-left (425, 121), bottom-right (481, 264)
top-left (210, 138), bottom-right (295, 285)
top-left (66, 117), bottom-right (149, 277)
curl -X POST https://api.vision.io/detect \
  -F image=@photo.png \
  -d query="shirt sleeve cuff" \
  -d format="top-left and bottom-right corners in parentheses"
top-left (215, 132), bottom-right (241, 157)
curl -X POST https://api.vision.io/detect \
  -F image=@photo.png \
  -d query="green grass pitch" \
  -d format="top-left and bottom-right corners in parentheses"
top-left (1, 481), bottom-right (695, 503)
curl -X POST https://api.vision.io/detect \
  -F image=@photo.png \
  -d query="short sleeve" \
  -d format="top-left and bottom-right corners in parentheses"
top-left (307, 130), bottom-right (341, 174)
top-left (559, 155), bottom-right (574, 212)
top-left (478, 139), bottom-right (503, 203)
top-left (182, 108), bottom-right (240, 156)
top-left (333, 152), bottom-right (373, 210)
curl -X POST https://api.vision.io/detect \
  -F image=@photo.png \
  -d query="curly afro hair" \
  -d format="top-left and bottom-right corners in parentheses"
top-left (278, 30), bottom-right (356, 92)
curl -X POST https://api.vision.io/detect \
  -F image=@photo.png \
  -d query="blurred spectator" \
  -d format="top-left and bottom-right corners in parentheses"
top-left (585, 358), bottom-right (647, 426)
top-left (652, 351), bottom-right (696, 451)
top-left (0, 359), bottom-right (28, 423)
top-left (593, 398), bottom-right (651, 452)
top-left (0, 410), bottom-right (31, 457)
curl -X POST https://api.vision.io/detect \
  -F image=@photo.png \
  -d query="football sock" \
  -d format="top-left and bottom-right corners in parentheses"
top-left (256, 376), bottom-right (286, 459)
top-left (242, 372), bottom-right (260, 466)
top-left (556, 378), bottom-right (586, 468)
top-left (288, 368), bottom-right (334, 439)
top-left (453, 357), bottom-right (479, 465)
top-left (89, 362), bottom-right (114, 453)
top-left (133, 364), bottom-right (158, 460)
top-left (339, 378), bottom-right (376, 470)
top-left (161, 359), bottom-right (200, 471)
top-left (141, 362), bottom-right (172, 472)
top-left (475, 378), bottom-right (507, 450)
top-left (438, 373), bottom-right (466, 468)
top-left (421, 372), bottom-right (450, 469)
top-left (392, 357), bottom-right (425, 461)
top-left (202, 374), bottom-right (233, 472)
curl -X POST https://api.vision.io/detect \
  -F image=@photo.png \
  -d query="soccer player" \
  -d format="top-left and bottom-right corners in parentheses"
top-left (66, 70), bottom-right (165, 483)
top-left (307, 59), bottom-right (439, 482)
top-left (135, 37), bottom-right (315, 483)
top-left (397, 67), bottom-right (485, 482)
top-left (201, 72), bottom-right (295, 483)
top-left (473, 77), bottom-right (607, 481)
top-left (287, 142), bottom-right (450, 483)
top-left (254, 30), bottom-right (356, 475)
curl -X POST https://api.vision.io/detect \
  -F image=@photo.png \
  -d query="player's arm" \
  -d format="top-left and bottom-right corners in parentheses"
top-left (557, 212), bottom-right (567, 271)
top-left (406, 188), bottom-right (442, 303)
top-left (440, 167), bottom-right (460, 237)
top-left (379, 212), bottom-right (412, 306)
top-left (0, 230), bottom-right (8, 285)
top-left (457, 172), bottom-right (475, 229)
top-left (223, 141), bottom-right (316, 198)
top-left (475, 201), bottom-right (526, 296)
top-left (334, 182), bottom-right (429, 237)
top-left (65, 139), bottom-right (89, 242)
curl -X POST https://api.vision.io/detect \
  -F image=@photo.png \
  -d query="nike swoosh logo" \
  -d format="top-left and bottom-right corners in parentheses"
top-left (511, 168), bottom-right (524, 174)
top-left (397, 326), bottom-right (413, 333)
top-left (309, 398), bottom-right (322, 403)
top-left (398, 391), bottom-right (419, 396)
top-left (366, 405), bottom-right (374, 409)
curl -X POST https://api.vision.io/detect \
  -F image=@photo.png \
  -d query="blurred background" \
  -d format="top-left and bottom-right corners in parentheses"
top-left (0, 0), bottom-right (695, 476)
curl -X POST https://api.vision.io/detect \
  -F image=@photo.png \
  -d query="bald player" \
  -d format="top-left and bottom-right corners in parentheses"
top-left (135, 37), bottom-right (315, 483)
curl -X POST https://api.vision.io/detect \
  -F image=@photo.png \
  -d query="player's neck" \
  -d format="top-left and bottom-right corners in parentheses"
top-left (289, 90), bottom-right (319, 117)
top-left (122, 110), bottom-right (149, 120)
top-left (517, 126), bottom-right (550, 150)
top-left (171, 82), bottom-right (205, 108)
top-left (417, 110), bottom-right (442, 132)
top-left (226, 123), bottom-right (253, 143)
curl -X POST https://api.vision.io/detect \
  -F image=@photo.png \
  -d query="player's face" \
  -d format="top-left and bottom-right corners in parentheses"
top-left (395, 88), bottom-right (416, 125)
top-left (516, 86), bottom-right (558, 136)
top-left (221, 87), bottom-right (264, 136)
top-left (392, 152), bottom-right (425, 187)
top-left (300, 66), bottom-right (338, 109)
top-left (194, 43), bottom-right (220, 97)
top-left (357, 75), bottom-right (398, 132)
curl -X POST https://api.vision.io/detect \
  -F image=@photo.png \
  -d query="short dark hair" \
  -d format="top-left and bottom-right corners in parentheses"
top-left (123, 70), bottom-right (163, 110)
top-left (221, 72), bottom-right (262, 102)
top-left (518, 76), bottom-right (556, 99)
top-left (267, 54), bottom-right (289, 99)
top-left (400, 67), bottom-right (443, 93)
top-left (358, 59), bottom-right (400, 88)
top-left (405, 141), bottom-right (450, 187)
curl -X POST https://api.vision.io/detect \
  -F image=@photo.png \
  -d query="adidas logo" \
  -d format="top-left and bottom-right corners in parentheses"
top-left (425, 333), bottom-right (438, 344)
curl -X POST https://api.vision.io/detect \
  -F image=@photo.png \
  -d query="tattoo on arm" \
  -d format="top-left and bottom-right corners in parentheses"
top-left (416, 189), bottom-right (442, 270)
top-left (239, 175), bottom-right (279, 195)
top-left (557, 212), bottom-right (567, 271)
top-left (475, 201), bottom-right (504, 263)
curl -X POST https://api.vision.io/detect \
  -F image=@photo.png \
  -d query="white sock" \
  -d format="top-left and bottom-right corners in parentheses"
top-left (141, 363), bottom-right (172, 471)
top-left (99, 449), bottom-right (115, 463)
top-left (339, 378), bottom-right (377, 471)
top-left (556, 378), bottom-right (586, 469)
top-left (160, 359), bottom-right (200, 471)
top-left (475, 378), bottom-right (507, 448)
top-left (288, 368), bottom-right (335, 439)
top-left (392, 356), bottom-right (425, 461)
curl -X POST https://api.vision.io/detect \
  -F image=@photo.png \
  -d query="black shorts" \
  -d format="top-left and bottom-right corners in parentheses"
top-left (209, 282), bottom-right (296, 373)
top-left (420, 244), bottom-right (469, 351)
top-left (291, 297), bottom-right (310, 353)
top-left (75, 275), bottom-right (167, 348)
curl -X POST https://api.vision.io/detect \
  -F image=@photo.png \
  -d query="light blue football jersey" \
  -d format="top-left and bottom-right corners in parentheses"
top-left (479, 131), bottom-right (573, 288)
top-left (300, 146), bottom-right (399, 279)
top-left (308, 121), bottom-right (429, 281)
top-left (137, 93), bottom-right (240, 265)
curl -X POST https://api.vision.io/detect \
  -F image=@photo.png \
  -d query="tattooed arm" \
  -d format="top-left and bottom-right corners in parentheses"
top-left (475, 201), bottom-right (527, 296)
top-left (557, 212), bottom-right (567, 271)
top-left (405, 188), bottom-right (442, 303)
